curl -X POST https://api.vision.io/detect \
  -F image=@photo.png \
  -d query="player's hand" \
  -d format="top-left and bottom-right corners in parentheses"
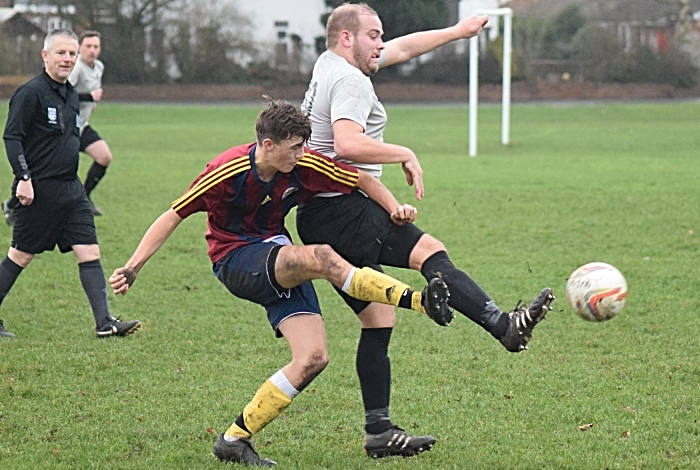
top-left (109, 267), bottom-right (137, 295)
top-left (16, 179), bottom-right (34, 206)
top-left (402, 154), bottom-right (424, 200)
top-left (453, 15), bottom-right (489, 39)
top-left (390, 204), bottom-right (417, 225)
top-left (91, 88), bottom-right (103, 102)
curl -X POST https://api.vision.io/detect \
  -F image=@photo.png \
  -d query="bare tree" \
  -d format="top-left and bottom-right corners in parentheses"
top-left (512, 15), bottom-right (548, 81)
top-left (169, 0), bottom-right (255, 83)
top-left (27, 0), bottom-right (178, 82)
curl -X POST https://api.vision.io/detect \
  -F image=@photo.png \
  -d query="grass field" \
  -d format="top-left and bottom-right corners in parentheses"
top-left (1, 100), bottom-right (699, 469)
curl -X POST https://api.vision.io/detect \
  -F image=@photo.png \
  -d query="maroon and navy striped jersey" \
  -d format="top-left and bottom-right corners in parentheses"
top-left (171, 143), bottom-right (359, 263)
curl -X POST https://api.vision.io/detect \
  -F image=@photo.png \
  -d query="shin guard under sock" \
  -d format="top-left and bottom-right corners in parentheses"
top-left (225, 378), bottom-right (293, 439)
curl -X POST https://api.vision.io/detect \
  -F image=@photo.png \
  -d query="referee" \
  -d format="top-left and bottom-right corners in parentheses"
top-left (0, 29), bottom-right (140, 339)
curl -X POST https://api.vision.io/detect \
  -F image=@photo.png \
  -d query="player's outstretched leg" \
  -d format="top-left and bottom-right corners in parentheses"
top-left (364, 426), bottom-right (436, 459)
top-left (346, 267), bottom-right (452, 326)
top-left (213, 433), bottom-right (276, 467)
top-left (499, 288), bottom-right (555, 352)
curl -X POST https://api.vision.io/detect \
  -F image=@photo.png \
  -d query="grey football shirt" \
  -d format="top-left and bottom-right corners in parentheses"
top-left (68, 57), bottom-right (104, 133)
top-left (301, 51), bottom-right (387, 179)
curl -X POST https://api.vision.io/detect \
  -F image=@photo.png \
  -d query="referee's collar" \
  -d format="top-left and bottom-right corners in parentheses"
top-left (41, 69), bottom-right (74, 99)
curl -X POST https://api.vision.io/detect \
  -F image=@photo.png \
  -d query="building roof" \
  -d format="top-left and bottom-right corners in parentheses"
top-left (0, 7), bottom-right (17, 23)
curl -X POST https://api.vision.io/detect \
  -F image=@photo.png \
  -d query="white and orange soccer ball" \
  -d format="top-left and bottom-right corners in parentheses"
top-left (566, 262), bottom-right (628, 322)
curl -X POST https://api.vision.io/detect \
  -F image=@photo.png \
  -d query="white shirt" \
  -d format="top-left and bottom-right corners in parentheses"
top-left (301, 51), bottom-right (387, 180)
top-left (68, 57), bottom-right (104, 133)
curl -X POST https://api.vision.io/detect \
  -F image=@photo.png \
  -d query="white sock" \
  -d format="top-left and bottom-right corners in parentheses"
top-left (341, 267), bottom-right (357, 294)
top-left (270, 370), bottom-right (299, 399)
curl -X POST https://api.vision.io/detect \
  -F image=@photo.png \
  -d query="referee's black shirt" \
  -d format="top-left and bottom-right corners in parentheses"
top-left (3, 70), bottom-right (80, 181)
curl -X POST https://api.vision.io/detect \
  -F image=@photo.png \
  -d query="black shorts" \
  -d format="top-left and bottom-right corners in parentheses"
top-left (296, 190), bottom-right (425, 313)
top-left (11, 178), bottom-right (97, 254)
top-left (79, 125), bottom-right (102, 152)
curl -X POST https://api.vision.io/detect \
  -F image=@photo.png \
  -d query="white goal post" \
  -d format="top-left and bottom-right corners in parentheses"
top-left (468, 7), bottom-right (513, 157)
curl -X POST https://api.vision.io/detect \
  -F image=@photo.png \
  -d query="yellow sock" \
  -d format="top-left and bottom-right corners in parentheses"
top-left (412, 291), bottom-right (427, 315)
top-left (224, 423), bottom-right (251, 439)
top-left (347, 267), bottom-right (411, 307)
top-left (224, 379), bottom-right (292, 439)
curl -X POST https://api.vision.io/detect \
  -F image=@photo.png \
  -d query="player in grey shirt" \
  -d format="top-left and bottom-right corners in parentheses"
top-left (299, 3), bottom-right (554, 459)
top-left (68, 31), bottom-right (110, 216)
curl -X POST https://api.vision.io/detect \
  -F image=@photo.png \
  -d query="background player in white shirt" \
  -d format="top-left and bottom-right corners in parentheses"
top-left (68, 31), bottom-right (111, 216)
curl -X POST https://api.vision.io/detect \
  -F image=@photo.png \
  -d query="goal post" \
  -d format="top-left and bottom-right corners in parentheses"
top-left (468, 7), bottom-right (513, 157)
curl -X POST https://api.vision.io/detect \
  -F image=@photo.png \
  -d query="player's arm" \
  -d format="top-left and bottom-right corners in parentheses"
top-left (109, 209), bottom-right (184, 294)
top-left (356, 170), bottom-right (417, 225)
top-left (333, 119), bottom-right (424, 200)
top-left (381, 15), bottom-right (488, 68)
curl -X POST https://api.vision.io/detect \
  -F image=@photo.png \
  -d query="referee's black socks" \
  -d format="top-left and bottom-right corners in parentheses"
top-left (0, 257), bottom-right (24, 307)
top-left (421, 251), bottom-right (508, 339)
top-left (78, 259), bottom-right (111, 327)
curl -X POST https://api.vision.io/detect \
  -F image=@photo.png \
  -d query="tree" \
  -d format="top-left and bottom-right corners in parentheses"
top-left (542, 4), bottom-right (587, 60)
top-left (170, 0), bottom-right (255, 83)
top-left (32, 0), bottom-right (178, 83)
top-left (512, 15), bottom-right (548, 81)
top-left (321, 0), bottom-right (450, 79)
top-left (322, 0), bottom-right (449, 41)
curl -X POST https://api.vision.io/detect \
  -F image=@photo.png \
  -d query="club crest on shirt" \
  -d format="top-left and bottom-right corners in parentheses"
top-left (47, 107), bottom-right (57, 124)
top-left (282, 187), bottom-right (298, 200)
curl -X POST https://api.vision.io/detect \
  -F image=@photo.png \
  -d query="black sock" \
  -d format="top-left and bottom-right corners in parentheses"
top-left (357, 328), bottom-right (394, 434)
top-left (397, 289), bottom-right (413, 310)
top-left (78, 259), bottom-right (111, 327)
top-left (0, 257), bottom-right (23, 307)
top-left (84, 162), bottom-right (107, 198)
top-left (421, 251), bottom-right (508, 339)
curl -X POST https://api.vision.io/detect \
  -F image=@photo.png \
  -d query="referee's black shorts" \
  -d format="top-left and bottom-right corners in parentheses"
top-left (297, 190), bottom-right (425, 313)
top-left (79, 125), bottom-right (102, 152)
top-left (11, 177), bottom-right (98, 254)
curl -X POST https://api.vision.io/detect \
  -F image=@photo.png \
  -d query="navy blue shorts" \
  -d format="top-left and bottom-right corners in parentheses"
top-left (11, 177), bottom-right (97, 254)
top-left (213, 242), bottom-right (321, 337)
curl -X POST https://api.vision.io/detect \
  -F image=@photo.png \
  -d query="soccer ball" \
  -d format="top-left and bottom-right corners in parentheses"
top-left (565, 262), bottom-right (628, 322)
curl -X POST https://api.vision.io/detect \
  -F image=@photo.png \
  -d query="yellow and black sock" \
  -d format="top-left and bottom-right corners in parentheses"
top-left (347, 267), bottom-right (425, 313)
top-left (224, 374), bottom-right (295, 440)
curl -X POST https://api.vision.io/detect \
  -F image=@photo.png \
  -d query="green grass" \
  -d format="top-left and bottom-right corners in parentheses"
top-left (1, 101), bottom-right (699, 469)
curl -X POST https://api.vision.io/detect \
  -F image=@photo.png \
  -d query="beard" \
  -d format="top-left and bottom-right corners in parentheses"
top-left (352, 44), bottom-right (379, 76)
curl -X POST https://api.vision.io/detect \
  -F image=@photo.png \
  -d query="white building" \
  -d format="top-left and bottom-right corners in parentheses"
top-left (238, 0), bottom-right (328, 73)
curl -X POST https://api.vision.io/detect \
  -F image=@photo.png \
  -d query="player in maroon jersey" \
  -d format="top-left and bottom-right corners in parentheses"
top-left (108, 99), bottom-right (452, 466)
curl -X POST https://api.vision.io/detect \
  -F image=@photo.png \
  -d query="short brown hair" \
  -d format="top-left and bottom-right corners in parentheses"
top-left (79, 30), bottom-right (101, 45)
top-left (255, 98), bottom-right (311, 145)
top-left (326, 2), bottom-right (378, 49)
